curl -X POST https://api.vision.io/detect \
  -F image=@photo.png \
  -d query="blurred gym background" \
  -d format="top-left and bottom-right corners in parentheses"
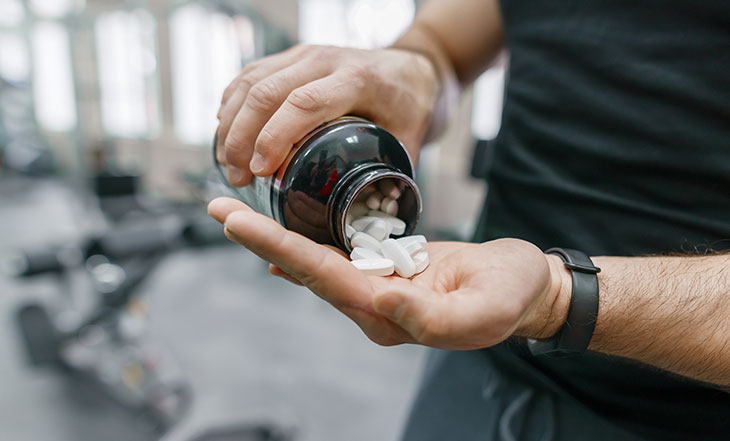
top-left (0, 1), bottom-right (505, 440)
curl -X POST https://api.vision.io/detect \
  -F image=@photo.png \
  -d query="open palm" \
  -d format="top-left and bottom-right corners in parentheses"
top-left (209, 197), bottom-right (560, 349)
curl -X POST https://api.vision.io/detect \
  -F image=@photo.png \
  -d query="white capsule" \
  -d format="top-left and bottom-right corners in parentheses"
top-left (351, 216), bottom-right (377, 231)
top-left (403, 240), bottom-right (424, 256)
top-left (345, 224), bottom-right (356, 238)
top-left (377, 179), bottom-right (402, 200)
top-left (348, 202), bottom-right (369, 219)
top-left (413, 251), bottom-right (429, 274)
top-left (363, 219), bottom-right (392, 241)
top-left (367, 210), bottom-right (406, 235)
top-left (350, 232), bottom-right (381, 252)
top-left (396, 235), bottom-right (427, 248)
top-left (379, 238), bottom-right (416, 278)
top-left (350, 247), bottom-right (382, 260)
top-left (380, 197), bottom-right (399, 216)
top-left (366, 192), bottom-right (383, 210)
top-left (351, 258), bottom-right (394, 276)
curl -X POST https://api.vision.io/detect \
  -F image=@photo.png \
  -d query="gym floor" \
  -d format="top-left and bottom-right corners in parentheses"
top-left (0, 176), bottom-right (426, 441)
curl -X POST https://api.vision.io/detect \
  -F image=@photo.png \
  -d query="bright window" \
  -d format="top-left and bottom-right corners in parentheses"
top-left (95, 9), bottom-right (160, 138)
top-left (31, 21), bottom-right (77, 132)
top-left (299, 0), bottom-right (415, 48)
top-left (0, 33), bottom-right (30, 83)
top-left (169, 4), bottom-right (254, 145)
top-left (29, 0), bottom-right (80, 19)
top-left (0, 0), bottom-right (25, 26)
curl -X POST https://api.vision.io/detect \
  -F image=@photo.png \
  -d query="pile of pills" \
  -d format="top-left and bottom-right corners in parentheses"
top-left (344, 179), bottom-right (429, 278)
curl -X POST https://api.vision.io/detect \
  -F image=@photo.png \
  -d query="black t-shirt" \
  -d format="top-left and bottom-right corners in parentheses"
top-left (476, 0), bottom-right (730, 439)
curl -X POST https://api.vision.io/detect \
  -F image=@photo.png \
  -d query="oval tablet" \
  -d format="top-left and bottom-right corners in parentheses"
top-left (350, 247), bottom-right (382, 260)
top-left (366, 192), bottom-right (383, 210)
top-left (367, 211), bottom-right (406, 235)
top-left (380, 238), bottom-right (416, 278)
top-left (403, 240), bottom-right (424, 256)
top-left (345, 224), bottom-right (356, 238)
top-left (351, 258), bottom-right (394, 276)
top-left (413, 251), bottom-right (429, 274)
top-left (350, 232), bottom-right (381, 252)
top-left (363, 219), bottom-right (392, 241)
top-left (396, 235), bottom-right (427, 247)
top-left (380, 197), bottom-right (399, 216)
top-left (351, 216), bottom-right (377, 231)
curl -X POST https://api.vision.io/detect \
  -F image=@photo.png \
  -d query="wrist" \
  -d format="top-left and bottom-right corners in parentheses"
top-left (516, 254), bottom-right (573, 339)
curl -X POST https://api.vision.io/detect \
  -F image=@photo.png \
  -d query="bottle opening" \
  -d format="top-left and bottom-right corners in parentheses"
top-left (329, 165), bottom-right (422, 252)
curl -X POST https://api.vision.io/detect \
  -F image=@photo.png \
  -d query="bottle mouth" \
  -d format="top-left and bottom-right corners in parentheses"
top-left (329, 164), bottom-right (422, 252)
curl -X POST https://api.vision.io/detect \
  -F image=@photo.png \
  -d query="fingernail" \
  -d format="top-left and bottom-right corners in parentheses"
top-left (250, 152), bottom-right (265, 174)
top-left (226, 165), bottom-right (244, 184)
top-left (374, 295), bottom-right (406, 321)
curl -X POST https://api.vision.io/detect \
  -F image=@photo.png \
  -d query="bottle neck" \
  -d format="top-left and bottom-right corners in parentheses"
top-left (329, 164), bottom-right (422, 252)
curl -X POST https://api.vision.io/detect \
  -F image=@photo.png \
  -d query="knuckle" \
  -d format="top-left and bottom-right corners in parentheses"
top-left (346, 63), bottom-right (377, 88)
top-left (286, 86), bottom-right (324, 113)
top-left (255, 126), bottom-right (278, 155)
top-left (246, 80), bottom-right (281, 112)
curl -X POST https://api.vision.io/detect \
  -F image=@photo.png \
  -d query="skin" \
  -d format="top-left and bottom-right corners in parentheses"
top-left (212, 0), bottom-right (730, 388)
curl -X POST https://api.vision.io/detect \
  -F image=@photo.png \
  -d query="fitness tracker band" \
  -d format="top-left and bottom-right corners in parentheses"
top-left (527, 247), bottom-right (601, 357)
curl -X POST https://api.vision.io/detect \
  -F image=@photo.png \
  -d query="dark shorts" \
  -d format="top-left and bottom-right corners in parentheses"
top-left (400, 348), bottom-right (647, 441)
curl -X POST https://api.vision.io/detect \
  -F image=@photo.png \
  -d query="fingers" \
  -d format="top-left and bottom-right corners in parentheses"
top-left (207, 197), bottom-right (253, 224)
top-left (269, 264), bottom-right (304, 286)
top-left (217, 46), bottom-right (317, 185)
top-left (220, 60), bottom-right (334, 186)
top-left (222, 208), bottom-right (376, 310)
top-left (250, 67), bottom-right (372, 176)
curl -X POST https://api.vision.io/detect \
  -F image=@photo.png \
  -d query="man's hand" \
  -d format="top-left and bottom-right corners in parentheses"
top-left (208, 197), bottom-right (570, 349)
top-left (215, 45), bottom-right (438, 187)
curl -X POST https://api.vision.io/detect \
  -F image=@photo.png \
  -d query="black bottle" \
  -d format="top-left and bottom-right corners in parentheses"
top-left (213, 117), bottom-right (422, 252)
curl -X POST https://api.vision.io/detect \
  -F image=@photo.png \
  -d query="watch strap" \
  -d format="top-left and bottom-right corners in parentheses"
top-left (527, 248), bottom-right (600, 357)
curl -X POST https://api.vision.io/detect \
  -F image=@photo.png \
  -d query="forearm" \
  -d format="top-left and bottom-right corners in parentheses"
top-left (393, 0), bottom-right (504, 86)
top-left (552, 252), bottom-right (730, 386)
top-left (391, 0), bottom-right (504, 142)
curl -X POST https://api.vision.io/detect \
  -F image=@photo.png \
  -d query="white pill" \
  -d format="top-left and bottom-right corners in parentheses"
top-left (367, 210), bottom-right (406, 235)
top-left (396, 235), bottom-right (427, 247)
top-left (413, 251), bottom-right (429, 274)
top-left (345, 224), bottom-right (356, 238)
top-left (380, 197), bottom-right (399, 216)
top-left (379, 239), bottom-right (416, 278)
top-left (348, 202), bottom-right (369, 218)
top-left (350, 232), bottom-right (381, 252)
top-left (351, 258), bottom-right (394, 276)
top-left (377, 179), bottom-right (402, 200)
top-left (350, 247), bottom-right (382, 260)
top-left (403, 240), bottom-right (424, 256)
top-left (351, 216), bottom-right (378, 231)
top-left (366, 192), bottom-right (383, 210)
top-left (364, 219), bottom-right (392, 241)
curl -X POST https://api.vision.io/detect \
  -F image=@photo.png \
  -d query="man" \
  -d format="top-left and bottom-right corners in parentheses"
top-left (209, 0), bottom-right (730, 439)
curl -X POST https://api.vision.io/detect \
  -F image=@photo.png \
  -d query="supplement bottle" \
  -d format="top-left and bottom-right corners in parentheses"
top-left (213, 117), bottom-right (422, 252)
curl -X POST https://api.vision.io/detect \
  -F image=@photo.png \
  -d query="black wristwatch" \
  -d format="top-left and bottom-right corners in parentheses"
top-left (527, 247), bottom-right (600, 357)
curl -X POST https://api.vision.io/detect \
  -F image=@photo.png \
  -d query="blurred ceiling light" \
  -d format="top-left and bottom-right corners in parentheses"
top-left (31, 21), bottom-right (77, 132)
top-left (0, 0), bottom-right (25, 26)
top-left (0, 33), bottom-right (30, 83)
top-left (299, 0), bottom-right (414, 48)
top-left (95, 9), bottom-right (159, 138)
top-left (29, 0), bottom-right (79, 18)
top-left (170, 4), bottom-right (248, 145)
